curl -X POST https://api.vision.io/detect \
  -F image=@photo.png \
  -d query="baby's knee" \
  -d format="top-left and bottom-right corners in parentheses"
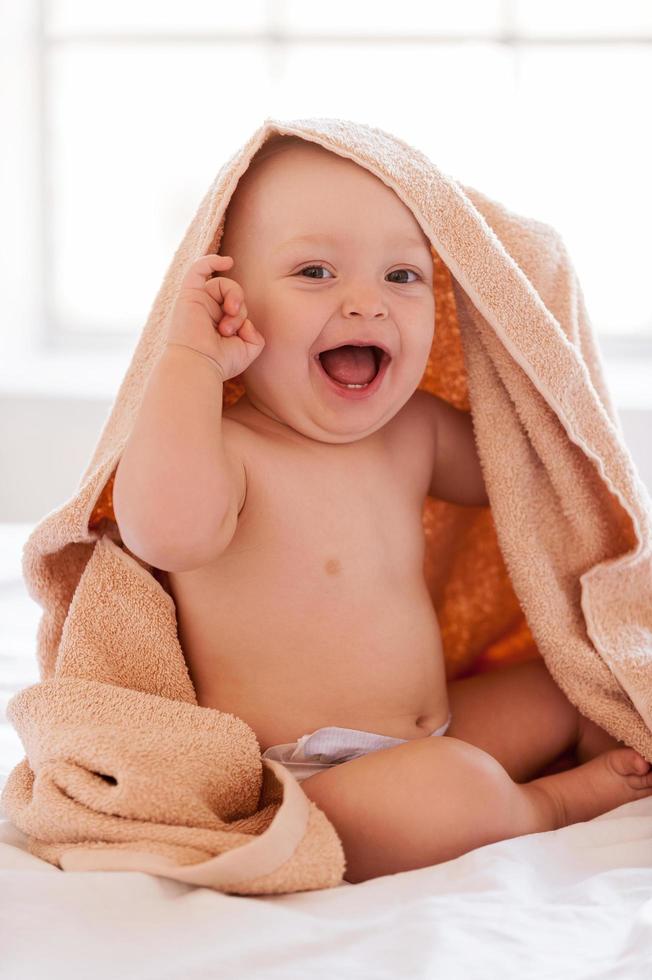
top-left (419, 736), bottom-right (530, 846)
top-left (302, 734), bottom-right (526, 883)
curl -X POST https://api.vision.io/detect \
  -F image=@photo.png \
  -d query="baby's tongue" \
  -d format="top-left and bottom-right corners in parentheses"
top-left (319, 345), bottom-right (377, 385)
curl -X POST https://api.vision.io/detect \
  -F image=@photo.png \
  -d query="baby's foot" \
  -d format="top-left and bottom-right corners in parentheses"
top-left (531, 746), bottom-right (652, 829)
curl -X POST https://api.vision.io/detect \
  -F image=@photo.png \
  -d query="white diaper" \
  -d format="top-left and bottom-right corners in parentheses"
top-left (261, 712), bottom-right (453, 783)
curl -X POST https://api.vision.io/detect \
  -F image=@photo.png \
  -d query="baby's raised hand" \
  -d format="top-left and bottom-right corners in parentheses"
top-left (165, 253), bottom-right (265, 380)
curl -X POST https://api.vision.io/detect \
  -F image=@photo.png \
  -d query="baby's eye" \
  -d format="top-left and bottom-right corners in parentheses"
top-left (298, 265), bottom-right (333, 279)
top-left (386, 268), bottom-right (420, 284)
top-left (297, 265), bottom-right (420, 283)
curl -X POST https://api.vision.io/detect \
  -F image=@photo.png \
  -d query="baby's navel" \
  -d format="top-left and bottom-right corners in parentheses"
top-left (324, 558), bottom-right (341, 575)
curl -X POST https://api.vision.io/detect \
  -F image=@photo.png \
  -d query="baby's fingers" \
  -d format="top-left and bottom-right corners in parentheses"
top-left (204, 276), bottom-right (244, 323)
top-left (181, 253), bottom-right (234, 292)
top-left (231, 318), bottom-right (264, 347)
top-left (221, 300), bottom-right (248, 334)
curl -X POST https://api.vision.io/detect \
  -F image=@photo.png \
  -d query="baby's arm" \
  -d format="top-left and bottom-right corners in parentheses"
top-left (113, 254), bottom-right (263, 572)
top-left (425, 392), bottom-right (489, 507)
top-left (113, 345), bottom-right (239, 571)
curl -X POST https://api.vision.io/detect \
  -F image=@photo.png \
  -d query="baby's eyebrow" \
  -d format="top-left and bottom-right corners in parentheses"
top-left (275, 232), bottom-right (430, 252)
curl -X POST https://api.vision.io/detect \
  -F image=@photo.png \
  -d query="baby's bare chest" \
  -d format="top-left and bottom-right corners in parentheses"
top-left (246, 480), bottom-right (426, 615)
top-left (170, 441), bottom-right (430, 621)
top-left (165, 411), bottom-right (444, 739)
top-left (172, 409), bottom-right (432, 604)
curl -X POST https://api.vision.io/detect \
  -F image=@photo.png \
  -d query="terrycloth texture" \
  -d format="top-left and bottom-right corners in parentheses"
top-left (2, 116), bottom-right (652, 895)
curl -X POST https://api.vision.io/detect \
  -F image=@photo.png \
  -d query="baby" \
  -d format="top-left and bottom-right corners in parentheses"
top-left (114, 134), bottom-right (652, 884)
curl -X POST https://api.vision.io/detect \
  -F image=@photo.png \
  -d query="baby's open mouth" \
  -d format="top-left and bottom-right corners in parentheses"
top-left (318, 345), bottom-right (387, 389)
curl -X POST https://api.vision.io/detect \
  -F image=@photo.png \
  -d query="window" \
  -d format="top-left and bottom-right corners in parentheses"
top-left (3, 0), bottom-right (651, 366)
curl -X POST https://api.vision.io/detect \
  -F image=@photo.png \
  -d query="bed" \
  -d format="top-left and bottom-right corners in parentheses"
top-left (2, 522), bottom-right (652, 979)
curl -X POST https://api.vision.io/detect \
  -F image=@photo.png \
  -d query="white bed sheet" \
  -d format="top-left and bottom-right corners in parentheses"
top-left (2, 523), bottom-right (652, 979)
top-left (2, 799), bottom-right (652, 979)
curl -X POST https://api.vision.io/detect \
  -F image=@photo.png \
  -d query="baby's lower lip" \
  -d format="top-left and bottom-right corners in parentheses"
top-left (313, 351), bottom-right (391, 401)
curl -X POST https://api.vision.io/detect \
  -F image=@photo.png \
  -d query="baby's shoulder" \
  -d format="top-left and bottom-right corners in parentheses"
top-left (385, 388), bottom-right (439, 449)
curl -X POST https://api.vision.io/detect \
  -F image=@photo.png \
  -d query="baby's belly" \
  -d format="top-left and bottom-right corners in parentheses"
top-left (172, 572), bottom-right (450, 753)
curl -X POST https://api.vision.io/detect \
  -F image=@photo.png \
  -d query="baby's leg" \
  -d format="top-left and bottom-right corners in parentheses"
top-left (446, 658), bottom-right (625, 783)
top-left (300, 736), bottom-right (652, 884)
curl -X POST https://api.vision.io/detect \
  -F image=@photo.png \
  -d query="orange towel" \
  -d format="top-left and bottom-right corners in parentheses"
top-left (3, 116), bottom-right (651, 895)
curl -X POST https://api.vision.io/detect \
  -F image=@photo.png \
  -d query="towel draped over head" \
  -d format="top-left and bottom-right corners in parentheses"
top-left (3, 116), bottom-right (652, 895)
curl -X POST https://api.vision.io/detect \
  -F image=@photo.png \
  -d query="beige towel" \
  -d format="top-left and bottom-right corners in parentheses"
top-left (3, 116), bottom-right (651, 895)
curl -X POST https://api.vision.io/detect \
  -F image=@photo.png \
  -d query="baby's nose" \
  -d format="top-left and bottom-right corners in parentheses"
top-left (342, 298), bottom-right (388, 319)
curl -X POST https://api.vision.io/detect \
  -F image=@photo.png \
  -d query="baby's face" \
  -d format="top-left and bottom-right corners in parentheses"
top-left (219, 143), bottom-right (435, 445)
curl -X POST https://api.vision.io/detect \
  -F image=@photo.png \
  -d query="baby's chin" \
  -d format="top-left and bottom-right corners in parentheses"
top-left (279, 403), bottom-right (404, 447)
top-left (235, 389), bottom-right (390, 445)
top-left (241, 355), bottom-right (417, 441)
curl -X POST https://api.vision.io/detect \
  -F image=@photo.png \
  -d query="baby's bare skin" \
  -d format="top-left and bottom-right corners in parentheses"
top-left (167, 136), bottom-right (446, 751)
top-left (169, 391), bottom-right (448, 751)
top-left (163, 137), bottom-right (652, 882)
top-left (300, 737), bottom-right (652, 883)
